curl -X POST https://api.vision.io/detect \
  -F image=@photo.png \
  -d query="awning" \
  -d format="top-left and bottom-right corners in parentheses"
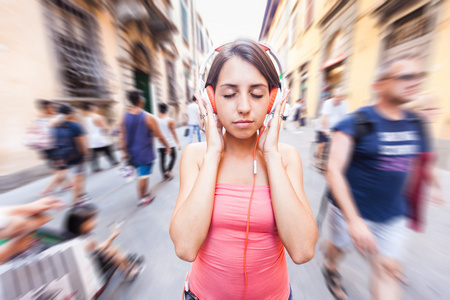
top-left (320, 53), bottom-right (346, 70)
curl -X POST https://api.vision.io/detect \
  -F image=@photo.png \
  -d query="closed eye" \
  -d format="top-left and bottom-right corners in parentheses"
top-left (224, 94), bottom-right (236, 98)
top-left (251, 94), bottom-right (263, 99)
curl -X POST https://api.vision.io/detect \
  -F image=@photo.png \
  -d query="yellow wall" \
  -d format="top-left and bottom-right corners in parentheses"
top-left (0, 0), bottom-right (60, 174)
top-left (346, 2), bottom-right (380, 111)
top-left (427, 0), bottom-right (450, 139)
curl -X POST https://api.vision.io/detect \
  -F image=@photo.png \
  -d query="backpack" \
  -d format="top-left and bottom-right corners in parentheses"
top-left (352, 109), bottom-right (423, 144)
top-left (24, 119), bottom-right (55, 151)
top-left (53, 122), bottom-right (81, 163)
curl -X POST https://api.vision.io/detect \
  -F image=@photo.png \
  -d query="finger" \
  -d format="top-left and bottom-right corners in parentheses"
top-left (273, 90), bottom-right (290, 124)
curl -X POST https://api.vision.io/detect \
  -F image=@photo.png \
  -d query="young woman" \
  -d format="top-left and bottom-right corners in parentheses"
top-left (170, 40), bottom-right (318, 300)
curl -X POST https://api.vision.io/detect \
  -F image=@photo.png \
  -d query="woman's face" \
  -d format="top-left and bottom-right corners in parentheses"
top-left (215, 56), bottom-right (270, 139)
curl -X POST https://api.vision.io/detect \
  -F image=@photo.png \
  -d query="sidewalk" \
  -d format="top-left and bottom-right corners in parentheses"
top-left (0, 124), bottom-right (449, 299)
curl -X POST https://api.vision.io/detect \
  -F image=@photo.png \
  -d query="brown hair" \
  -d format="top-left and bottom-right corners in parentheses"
top-left (205, 40), bottom-right (281, 91)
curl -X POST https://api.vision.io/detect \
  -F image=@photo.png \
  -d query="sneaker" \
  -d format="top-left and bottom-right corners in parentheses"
top-left (76, 193), bottom-right (92, 203)
top-left (124, 255), bottom-right (146, 282)
top-left (137, 195), bottom-right (155, 207)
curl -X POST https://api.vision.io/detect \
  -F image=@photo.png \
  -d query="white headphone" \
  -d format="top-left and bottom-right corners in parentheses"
top-left (198, 41), bottom-right (286, 125)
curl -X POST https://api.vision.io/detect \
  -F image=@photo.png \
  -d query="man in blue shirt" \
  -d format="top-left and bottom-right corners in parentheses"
top-left (322, 58), bottom-right (431, 300)
top-left (120, 90), bottom-right (171, 206)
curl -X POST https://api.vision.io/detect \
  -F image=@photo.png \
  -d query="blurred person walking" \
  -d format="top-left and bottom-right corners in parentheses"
top-left (156, 103), bottom-right (181, 180)
top-left (25, 99), bottom-right (57, 160)
top-left (81, 102), bottom-right (118, 173)
top-left (299, 99), bottom-right (307, 128)
top-left (43, 104), bottom-right (89, 204)
top-left (120, 90), bottom-right (171, 206)
top-left (282, 101), bottom-right (290, 129)
top-left (186, 96), bottom-right (202, 143)
top-left (323, 58), bottom-right (435, 300)
top-left (315, 89), bottom-right (348, 171)
top-left (26, 100), bottom-right (72, 194)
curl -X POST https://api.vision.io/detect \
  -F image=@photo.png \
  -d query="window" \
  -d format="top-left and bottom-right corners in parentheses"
top-left (289, 9), bottom-right (299, 47)
top-left (181, 0), bottom-right (189, 43)
top-left (45, 0), bottom-right (109, 98)
top-left (166, 60), bottom-right (177, 103)
top-left (305, 0), bottom-right (314, 29)
top-left (197, 27), bottom-right (204, 52)
top-left (386, 7), bottom-right (431, 49)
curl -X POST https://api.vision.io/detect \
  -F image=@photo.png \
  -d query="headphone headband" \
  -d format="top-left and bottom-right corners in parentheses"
top-left (198, 41), bottom-right (286, 92)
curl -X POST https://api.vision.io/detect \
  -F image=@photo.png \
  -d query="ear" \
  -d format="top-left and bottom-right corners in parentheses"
top-left (206, 85), bottom-right (217, 114)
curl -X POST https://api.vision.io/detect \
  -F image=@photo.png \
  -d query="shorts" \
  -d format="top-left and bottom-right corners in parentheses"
top-left (136, 163), bottom-right (154, 179)
top-left (316, 131), bottom-right (329, 143)
top-left (328, 204), bottom-right (407, 259)
top-left (53, 158), bottom-right (85, 174)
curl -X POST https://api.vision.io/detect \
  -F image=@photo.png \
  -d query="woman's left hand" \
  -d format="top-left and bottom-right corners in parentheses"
top-left (258, 90), bottom-right (290, 155)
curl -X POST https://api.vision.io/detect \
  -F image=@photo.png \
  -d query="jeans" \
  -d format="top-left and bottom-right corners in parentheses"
top-left (158, 147), bottom-right (177, 174)
top-left (91, 145), bottom-right (118, 171)
top-left (189, 125), bottom-right (201, 143)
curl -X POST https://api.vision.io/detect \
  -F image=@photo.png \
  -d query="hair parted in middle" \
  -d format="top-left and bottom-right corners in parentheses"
top-left (205, 40), bottom-right (281, 92)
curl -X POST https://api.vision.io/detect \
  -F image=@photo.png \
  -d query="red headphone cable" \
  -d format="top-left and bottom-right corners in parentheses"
top-left (242, 126), bottom-right (266, 300)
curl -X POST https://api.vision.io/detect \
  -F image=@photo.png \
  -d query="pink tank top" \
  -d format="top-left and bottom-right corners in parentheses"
top-left (189, 183), bottom-right (290, 300)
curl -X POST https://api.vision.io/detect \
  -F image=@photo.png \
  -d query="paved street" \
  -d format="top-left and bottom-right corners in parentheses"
top-left (1, 123), bottom-right (449, 299)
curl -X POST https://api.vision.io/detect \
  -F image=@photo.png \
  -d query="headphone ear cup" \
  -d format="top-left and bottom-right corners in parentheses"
top-left (268, 88), bottom-right (279, 114)
top-left (205, 85), bottom-right (217, 114)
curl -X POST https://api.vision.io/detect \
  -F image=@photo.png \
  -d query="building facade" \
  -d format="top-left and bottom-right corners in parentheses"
top-left (260, 0), bottom-right (450, 169)
top-left (0, 0), bottom-right (212, 185)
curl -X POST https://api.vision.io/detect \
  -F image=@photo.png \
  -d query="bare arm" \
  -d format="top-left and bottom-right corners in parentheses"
top-left (118, 114), bottom-right (129, 158)
top-left (75, 135), bottom-right (88, 157)
top-left (169, 143), bottom-right (219, 261)
top-left (146, 113), bottom-right (171, 151)
top-left (97, 229), bottom-right (120, 254)
top-left (326, 131), bottom-right (377, 254)
top-left (321, 114), bottom-right (329, 133)
top-left (168, 119), bottom-right (181, 149)
top-left (1, 197), bottom-right (64, 217)
top-left (266, 145), bottom-right (318, 264)
top-left (93, 114), bottom-right (109, 131)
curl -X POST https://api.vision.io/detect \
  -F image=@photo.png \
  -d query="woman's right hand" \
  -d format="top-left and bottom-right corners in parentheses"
top-left (195, 93), bottom-right (224, 156)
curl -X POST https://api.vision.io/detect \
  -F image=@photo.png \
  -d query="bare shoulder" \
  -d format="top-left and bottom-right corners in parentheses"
top-left (182, 142), bottom-right (207, 167)
top-left (279, 143), bottom-right (302, 167)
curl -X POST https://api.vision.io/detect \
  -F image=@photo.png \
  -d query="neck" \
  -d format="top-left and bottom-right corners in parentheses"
top-left (223, 131), bottom-right (259, 158)
top-left (374, 97), bottom-right (404, 120)
top-left (159, 113), bottom-right (167, 118)
top-left (130, 106), bottom-right (141, 113)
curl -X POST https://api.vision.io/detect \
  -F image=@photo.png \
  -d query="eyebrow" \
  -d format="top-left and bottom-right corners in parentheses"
top-left (218, 83), bottom-right (268, 88)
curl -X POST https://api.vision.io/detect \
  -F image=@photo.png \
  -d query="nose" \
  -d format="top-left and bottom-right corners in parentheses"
top-left (237, 93), bottom-right (251, 116)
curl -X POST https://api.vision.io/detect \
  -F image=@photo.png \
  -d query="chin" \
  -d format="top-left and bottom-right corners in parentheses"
top-left (227, 127), bottom-right (257, 139)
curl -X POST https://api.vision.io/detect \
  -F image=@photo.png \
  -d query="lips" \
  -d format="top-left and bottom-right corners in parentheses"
top-left (233, 120), bottom-right (254, 128)
top-left (234, 120), bottom-right (253, 124)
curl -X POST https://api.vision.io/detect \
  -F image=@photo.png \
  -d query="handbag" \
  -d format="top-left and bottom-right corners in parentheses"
top-left (184, 127), bottom-right (190, 137)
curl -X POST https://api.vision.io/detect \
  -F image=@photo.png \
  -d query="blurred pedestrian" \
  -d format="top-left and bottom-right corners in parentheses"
top-left (0, 197), bottom-right (65, 263)
top-left (323, 58), bottom-right (433, 300)
top-left (299, 99), bottom-right (307, 127)
top-left (63, 202), bottom-right (145, 280)
top-left (156, 103), bottom-right (181, 180)
top-left (43, 103), bottom-right (89, 204)
top-left (282, 101), bottom-right (290, 129)
top-left (81, 102), bottom-right (118, 173)
top-left (25, 99), bottom-right (57, 160)
top-left (292, 100), bottom-right (300, 127)
top-left (186, 96), bottom-right (202, 143)
top-left (315, 89), bottom-right (347, 171)
top-left (26, 100), bottom-right (73, 194)
top-left (170, 40), bottom-right (317, 300)
top-left (120, 90), bottom-right (171, 206)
